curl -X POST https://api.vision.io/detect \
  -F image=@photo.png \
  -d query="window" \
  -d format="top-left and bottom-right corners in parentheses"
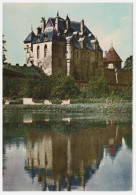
top-left (44, 44), bottom-right (47, 58)
top-left (37, 45), bottom-right (40, 59)
top-left (108, 63), bottom-right (114, 69)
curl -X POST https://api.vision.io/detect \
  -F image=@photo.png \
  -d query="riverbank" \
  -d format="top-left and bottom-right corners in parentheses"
top-left (3, 102), bottom-right (132, 113)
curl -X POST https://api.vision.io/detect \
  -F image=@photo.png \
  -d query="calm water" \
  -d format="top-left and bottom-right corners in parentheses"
top-left (3, 112), bottom-right (132, 191)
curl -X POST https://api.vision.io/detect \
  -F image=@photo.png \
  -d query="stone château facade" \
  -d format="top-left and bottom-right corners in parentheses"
top-left (24, 13), bottom-right (103, 83)
top-left (24, 12), bottom-right (132, 89)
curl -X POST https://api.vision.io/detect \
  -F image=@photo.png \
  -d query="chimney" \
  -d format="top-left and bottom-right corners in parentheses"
top-left (66, 14), bottom-right (70, 31)
top-left (41, 17), bottom-right (46, 33)
top-left (37, 27), bottom-right (42, 35)
top-left (55, 11), bottom-right (59, 32)
top-left (80, 19), bottom-right (84, 34)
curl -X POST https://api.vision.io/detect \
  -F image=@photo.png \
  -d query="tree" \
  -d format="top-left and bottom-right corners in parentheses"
top-left (123, 55), bottom-right (133, 70)
top-left (32, 75), bottom-right (51, 99)
top-left (50, 73), bottom-right (79, 99)
top-left (2, 35), bottom-right (7, 64)
top-left (88, 76), bottom-right (109, 98)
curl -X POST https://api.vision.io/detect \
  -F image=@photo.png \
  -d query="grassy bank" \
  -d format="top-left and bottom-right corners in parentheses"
top-left (3, 65), bottom-right (40, 77)
top-left (3, 102), bottom-right (132, 113)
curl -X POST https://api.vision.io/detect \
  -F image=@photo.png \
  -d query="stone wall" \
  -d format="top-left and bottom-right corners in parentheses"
top-left (72, 47), bottom-right (103, 83)
top-left (103, 69), bottom-right (132, 86)
top-left (52, 40), bottom-right (67, 75)
top-left (33, 42), bottom-right (52, 75)
top-left (103, 68), bottom-right (132, 91)
top-left (103, 69), bottom-right (116, 84)
top-left (117, 70), bottom-right (132, 85)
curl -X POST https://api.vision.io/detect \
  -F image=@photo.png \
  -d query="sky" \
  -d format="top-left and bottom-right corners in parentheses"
top-left (2, 2), bottom-right (133, 66)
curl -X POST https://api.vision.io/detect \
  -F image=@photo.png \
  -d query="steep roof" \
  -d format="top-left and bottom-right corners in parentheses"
top-left (24, 15), bottom-right (102, 52)
top-left (24, 31), bottom-right (36, 43)
top-left (105, 47), bottom-right (122, 62)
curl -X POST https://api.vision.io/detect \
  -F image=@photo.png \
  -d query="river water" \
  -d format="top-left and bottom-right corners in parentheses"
top-left (3, 112), bottom-right (132, 191)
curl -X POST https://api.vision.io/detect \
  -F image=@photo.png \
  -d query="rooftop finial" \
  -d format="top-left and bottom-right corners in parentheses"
top-left (111, 41), bottom-right (113, 47)
top-left (31, 24), bottom-right (33, 32)
top-left (66, 14), bottom-right (69, 20)
top-left (57, 11), bottom-right (59, 17)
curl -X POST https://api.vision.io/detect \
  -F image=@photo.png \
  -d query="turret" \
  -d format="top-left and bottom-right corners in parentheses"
top-left (66, 14), bottom-right (70, 31)
top-left (55, 12), bottom-right (59, 32)
top-left (41, 17), bottom-right (46, 33)
top-left (80, 19), bottom-right (84, 34)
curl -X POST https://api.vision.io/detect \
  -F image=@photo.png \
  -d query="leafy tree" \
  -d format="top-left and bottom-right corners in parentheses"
top-left (2, 35), bottom-right (7, 64)
top-left (32, 75), bottom-right (51, 99)
top-left (88, 76), bottom-right (109, 98)
top-left (119, 87), bottom-right (132, 100)
top-left (50, 73), bottom-right (79, 99)
top-left (108, 86), bottom-right (132, 101)
top-left (123, 55), bottom-right (133, 70)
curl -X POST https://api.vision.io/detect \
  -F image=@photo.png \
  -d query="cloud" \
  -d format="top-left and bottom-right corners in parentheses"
top-left (100, 16), bottom-right (132, 65)
top-left (3, 3), bottom-right (132, 66)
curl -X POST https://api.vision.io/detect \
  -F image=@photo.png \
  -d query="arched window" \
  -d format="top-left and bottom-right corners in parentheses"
top-left (44, 44), bottom-right (47, 58)
top-left (37, 45), bottom-right (40, 59)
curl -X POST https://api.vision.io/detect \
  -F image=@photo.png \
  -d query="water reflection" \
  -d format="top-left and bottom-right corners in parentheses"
top-left (3, 113), bottom-right (132, 191)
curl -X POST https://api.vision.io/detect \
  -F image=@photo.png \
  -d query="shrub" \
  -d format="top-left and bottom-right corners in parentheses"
top-left (120, 87), bottom-right (132, 100)
top-left (32, 99), bottom-right (44, 103)
top-left (88, 76), bottom-right (109, 98)
top-left (71, 98), bottom-right (89, 104)
top-left (32, 85), bottom-right (49, 100)
top-left (50, 99), bottom-right (62, 104)
top-left (50, 73), bottom-right (79, 100)
top-left (109, 87), bottom-right (132, 101)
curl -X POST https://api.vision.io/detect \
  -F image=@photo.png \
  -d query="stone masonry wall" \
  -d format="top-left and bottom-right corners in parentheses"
top-left (33, 42), bottom-right (52, 75)
top-left (117, 70), bottom-right (132, 85)
top-left (52, 40), bottom-right (67, 75)
top-left (103, 69), bottom-right (132, 86)
top-left (72, 47), bottom-right (103, 83)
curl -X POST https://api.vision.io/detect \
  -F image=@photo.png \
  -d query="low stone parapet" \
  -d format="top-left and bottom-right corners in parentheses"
top-left (23, 98), bottom-right (42, 105)
top-left (61, 99), bottom-right (70, 105)
top-left (44, 100), bottom-right (52, 105)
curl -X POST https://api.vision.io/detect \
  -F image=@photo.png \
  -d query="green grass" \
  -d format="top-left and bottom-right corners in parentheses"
top-left (3, 102), bottom-right (132, 113)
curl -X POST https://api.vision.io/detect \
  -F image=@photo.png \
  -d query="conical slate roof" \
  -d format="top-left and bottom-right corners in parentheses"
top-left (24, 31), bottom-right (36, 43)
top-left (105, 47), bottom-right (122, 62)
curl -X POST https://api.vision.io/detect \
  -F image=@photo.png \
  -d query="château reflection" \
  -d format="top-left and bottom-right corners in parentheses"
top-left (24, 118), bottom-right (131, 191)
